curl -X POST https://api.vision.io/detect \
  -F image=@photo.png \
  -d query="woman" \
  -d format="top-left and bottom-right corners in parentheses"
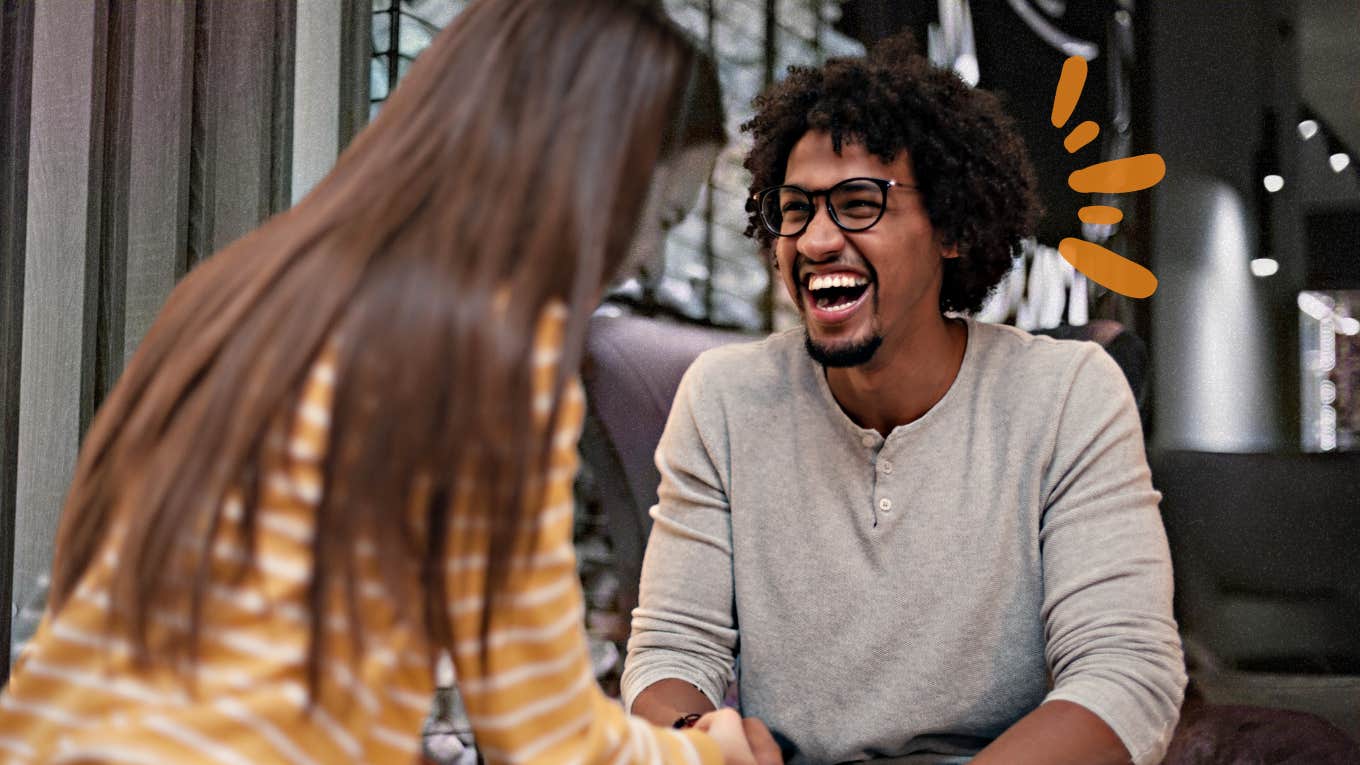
top-left (0, 1), bottom-right (759, 762)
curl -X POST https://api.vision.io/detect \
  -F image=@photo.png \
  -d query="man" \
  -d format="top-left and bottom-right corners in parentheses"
top-left (620, 33), bottom-right (1186, 765)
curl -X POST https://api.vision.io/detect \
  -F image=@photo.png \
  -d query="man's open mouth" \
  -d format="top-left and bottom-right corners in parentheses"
top-left (805, 272), bottom-right (871, 314)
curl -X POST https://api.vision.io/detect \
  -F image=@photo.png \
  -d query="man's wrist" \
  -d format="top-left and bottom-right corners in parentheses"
top-left (672, 712), bottom-right (704, 729)
top-left (631, 678), bottom-right (718, 727)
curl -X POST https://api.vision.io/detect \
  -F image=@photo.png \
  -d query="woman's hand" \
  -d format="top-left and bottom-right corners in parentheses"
top-left (693, 708), bottom-right (758, 765)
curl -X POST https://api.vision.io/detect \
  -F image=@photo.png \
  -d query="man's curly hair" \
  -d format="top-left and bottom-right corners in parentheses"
top-left (742, 33), bottom-right (1040, 314)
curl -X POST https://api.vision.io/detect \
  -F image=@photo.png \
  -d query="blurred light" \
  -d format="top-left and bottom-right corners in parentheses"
top-left (1320, 405), bottom-right (1337, 451)
top-left (1339, 316), bottom-right (1360, 336)
top-left (1298, 291), bottom-right (1334, 321)
top-left (1297, 119), bottom-right (1319, 140)
top-left (1250, 257), bottom-right (1279, 277)
top-left (1330, 153), bottom-right (1352, 172)
top-left (954, 54), bottom-right (980, 87)
top-left (1262, 174), bottom-right (1284, 192)
top-left (1320, 379), bottom-right (1337, 405)
top-left (1320, 317), bottom-right (1337, 371)
top-left (1176, 179), bottom-right (1272, 451)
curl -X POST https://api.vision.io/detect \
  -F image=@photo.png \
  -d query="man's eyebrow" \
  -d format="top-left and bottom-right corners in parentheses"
top-left (777, 180), bottom-right (826, 190)
top-left (775, 180), bottom-right (848, 193)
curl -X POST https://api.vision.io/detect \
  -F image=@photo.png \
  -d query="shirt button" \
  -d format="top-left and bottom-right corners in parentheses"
top-left (880, 460), bottom-right (893, 474)
top-left (861, 434), bottom-right (876, 448)
top-left (878, 498), bottom-right (892, 512)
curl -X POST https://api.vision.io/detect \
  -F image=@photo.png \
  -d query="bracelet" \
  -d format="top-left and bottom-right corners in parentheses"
top-left (672, 712), bottom-right (703, 729)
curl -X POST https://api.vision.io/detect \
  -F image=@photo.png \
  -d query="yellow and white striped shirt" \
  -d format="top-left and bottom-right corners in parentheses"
top-left (0, 308), bottom-right (720, 765)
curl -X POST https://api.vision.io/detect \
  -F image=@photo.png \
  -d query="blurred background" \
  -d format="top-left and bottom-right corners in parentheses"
top-left (2, 0), bottom-right (1358, 756)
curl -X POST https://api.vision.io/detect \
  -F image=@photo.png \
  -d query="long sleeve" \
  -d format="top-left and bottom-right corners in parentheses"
top-left (446, 312), bottom-right (722, 765)
top-left (0, 311), bottom-right (724, 765)
top-left (620, 356), bottom-right (739, 712)
top-left (1038, 344), bottom-right (1188, 765)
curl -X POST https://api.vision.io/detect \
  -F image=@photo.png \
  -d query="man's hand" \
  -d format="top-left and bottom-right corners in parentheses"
top-left (741, 716), bottom-right (784, 765)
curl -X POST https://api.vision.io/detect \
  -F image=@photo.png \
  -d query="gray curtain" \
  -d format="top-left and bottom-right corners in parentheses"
top-left (0, 0), bottom-right (371, 683)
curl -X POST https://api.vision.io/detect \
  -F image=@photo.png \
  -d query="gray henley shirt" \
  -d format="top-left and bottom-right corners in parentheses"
top-left (620, 319), bottom-right (1187, 765)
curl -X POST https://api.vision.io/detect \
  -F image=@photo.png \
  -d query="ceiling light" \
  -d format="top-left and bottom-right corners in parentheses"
top-left (1298, 292), bottom-right (1332, 320)
top-left (1250, 258), bottom-right (1279, 277)
top-left (1297, 120), bottom-right (1319, 140)
top-left (1263, 174), bottom-right (1284, 192)
top-left (1330, 153), bottom-right (1351, 172)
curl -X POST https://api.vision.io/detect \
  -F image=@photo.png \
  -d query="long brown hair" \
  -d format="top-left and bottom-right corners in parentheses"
top-left (48, 0), bottom-right (696, 691)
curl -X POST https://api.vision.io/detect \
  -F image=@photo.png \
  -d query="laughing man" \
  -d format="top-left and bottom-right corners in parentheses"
top-left (621, 34), bottom-right (1186, 765)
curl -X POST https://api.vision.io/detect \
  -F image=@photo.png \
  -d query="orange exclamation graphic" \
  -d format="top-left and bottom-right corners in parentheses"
top-left (1051, 56), bottom-right (1164, 299)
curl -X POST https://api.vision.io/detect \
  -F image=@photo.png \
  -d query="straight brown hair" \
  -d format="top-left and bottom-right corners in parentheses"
top-left (47, 0), bottom-right (697, 694)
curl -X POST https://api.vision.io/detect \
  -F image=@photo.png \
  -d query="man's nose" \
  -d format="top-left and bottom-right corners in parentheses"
top-left (797, 200), bottom-right (845, 259)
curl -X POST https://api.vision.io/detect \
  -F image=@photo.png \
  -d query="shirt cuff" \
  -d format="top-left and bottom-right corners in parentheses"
top-left (1044, 680), bottom-right (1182, 765)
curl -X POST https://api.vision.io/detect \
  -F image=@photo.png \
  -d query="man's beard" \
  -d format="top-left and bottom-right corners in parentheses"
top-left (791, 253), bottom-right (882, 367)
top-left (804, 330), bottom-right (883, 368)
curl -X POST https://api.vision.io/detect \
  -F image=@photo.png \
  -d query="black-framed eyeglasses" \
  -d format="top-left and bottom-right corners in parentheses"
top-left (752, 177), bottom-right (917, 238)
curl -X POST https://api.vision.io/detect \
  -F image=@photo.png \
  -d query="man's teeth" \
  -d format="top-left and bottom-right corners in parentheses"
top-left (807, 273), bottom-right (869, 291)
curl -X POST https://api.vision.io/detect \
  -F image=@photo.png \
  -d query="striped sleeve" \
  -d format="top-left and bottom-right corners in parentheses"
top-left (446, 306), bottom-right (722, 765)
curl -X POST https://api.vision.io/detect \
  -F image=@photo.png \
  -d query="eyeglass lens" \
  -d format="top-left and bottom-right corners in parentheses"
top-left (760, 179), bottom-right (886, 237)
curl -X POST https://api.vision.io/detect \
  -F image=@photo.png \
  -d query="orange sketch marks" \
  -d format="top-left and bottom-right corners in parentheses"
top-left (1064, 121), bottom-right (1100, 153)
top-left (1049, 53), bottom-right (1162, 299)
top-left (1068, 153), bottom-right (1166, 193)
top-left (1059, 238), bottom-right (1158, 298)
top-left (1078, 205), bottom-right (1123, 225)
top-left (1051, 56), bottom-right (1088, 128)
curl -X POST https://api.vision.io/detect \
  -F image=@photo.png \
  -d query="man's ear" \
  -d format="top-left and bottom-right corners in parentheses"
top-left (938, 237), bottom-right (961, 260)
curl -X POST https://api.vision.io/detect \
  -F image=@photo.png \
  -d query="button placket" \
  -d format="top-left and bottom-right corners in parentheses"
top-left (868, 437), bottom-right (901, 527)
top-left (870, 442), bottom-right (896, 525)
